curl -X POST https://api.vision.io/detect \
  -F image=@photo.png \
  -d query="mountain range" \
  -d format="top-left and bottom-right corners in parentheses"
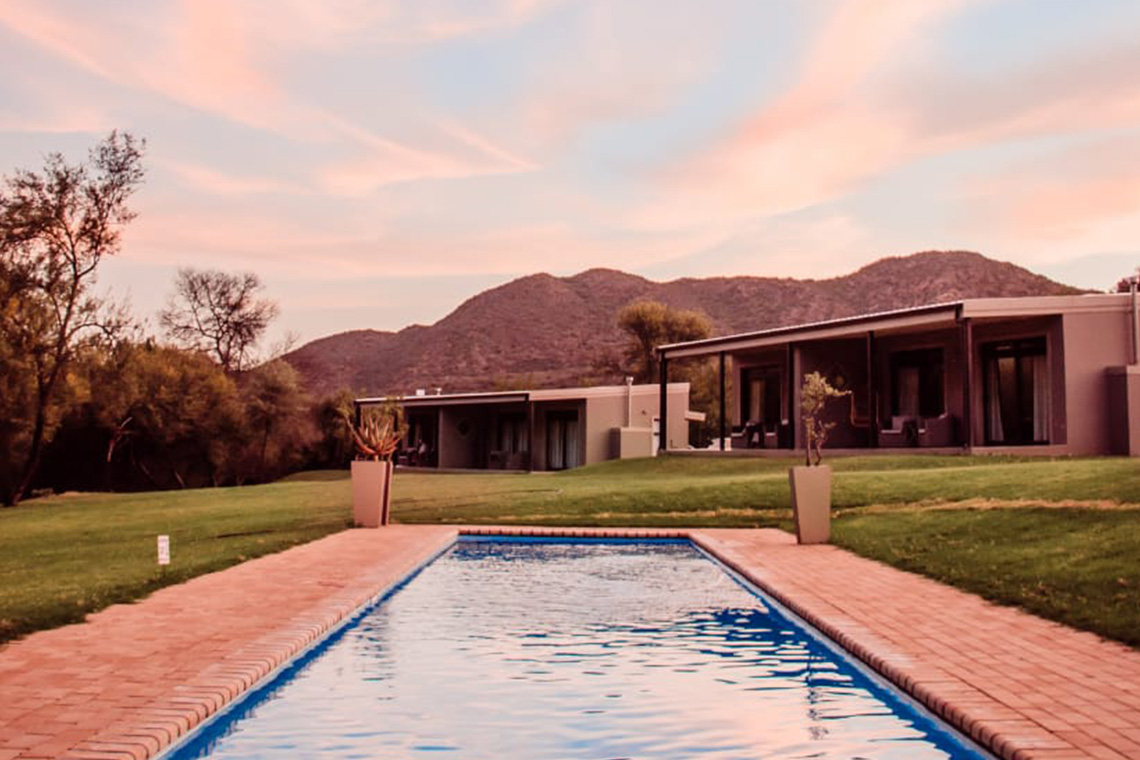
top-left (283, 251), bottom-right (1085, 397)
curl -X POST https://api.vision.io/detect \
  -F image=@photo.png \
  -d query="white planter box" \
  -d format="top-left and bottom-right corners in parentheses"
top-left (788, 465), bottom-right (832, 544)
top-left (351, 460), bottom-right (393, 528)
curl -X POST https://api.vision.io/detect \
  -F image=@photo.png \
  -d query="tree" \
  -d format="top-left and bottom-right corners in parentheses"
top-left (160, 268), bottom-right (279, 373)
top-left (1115, 272), bottom-right (1139, 293)
top-left (87, 341), bottom-right (246, 490)
top-left (616, 300), bottom-right (712, 383)
top-left (801, 371), bottom-right (852, 466)
top-left (0, 131), bottom-right (145, 505)
top-left (305, 389), bottom-right (357, 470)
top-left (239, 359), bottom-right (310, 481)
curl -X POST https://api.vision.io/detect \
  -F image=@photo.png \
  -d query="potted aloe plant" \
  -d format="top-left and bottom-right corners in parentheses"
top-left (345, 401), bottom-right (407, 528)
top-left (789, 372), bottom-right (851, 544)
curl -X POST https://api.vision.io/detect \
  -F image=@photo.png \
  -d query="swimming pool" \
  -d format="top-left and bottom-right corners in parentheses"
top-left (166, 538), bottom-right (991, 758)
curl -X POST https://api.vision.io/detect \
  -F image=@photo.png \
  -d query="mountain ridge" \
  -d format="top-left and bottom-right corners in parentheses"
top-left (283, 251), bottom-right (1086, 397)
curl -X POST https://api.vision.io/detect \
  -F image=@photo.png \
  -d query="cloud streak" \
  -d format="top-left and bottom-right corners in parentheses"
top-left (0, 0), bottom-right (539, 191)
top-left (5, 0), bottom-right (1140, 340)
top-left (637, 1), bottom-right (980, 226)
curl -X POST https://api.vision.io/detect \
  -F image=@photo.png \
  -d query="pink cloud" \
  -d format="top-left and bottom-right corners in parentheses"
top-left (0, 0), bottom-right (538, 189)
top-left (0, 105), bottom-right (110, 135)
top-left (912, 43), bottom-right (1140, 154)
top-left (155, 159), bottom-right (308, 196)
top-left (241, 0), bottom-right (562, 48)
top-left (0, 1), bottom-right (286, 132)
top-left (961, 135), bottom-right (1140, 242)
top-left (634, 0), bottom-right (980, 230)
top-left (632, 0), bottom-right (1140, 245)
top-left (125, 197), bottom-right (722, 280)
top-left (512, 3), bottom-right (721, 150)
top-left (318, 115), bottom-right (538, 194)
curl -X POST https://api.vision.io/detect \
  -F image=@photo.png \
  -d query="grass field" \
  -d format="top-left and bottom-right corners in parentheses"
top-left (832, 508), bottom-right (1140, 647)
top-left (0, 480), bottom-right (352, 644)
top-left (4, 454), bottom-right (1140, 647)
top-left (386, 454), bottom-right (1140, 527)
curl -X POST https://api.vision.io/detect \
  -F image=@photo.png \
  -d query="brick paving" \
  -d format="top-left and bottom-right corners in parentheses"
top-left (0, 526), bottom-right (457, 759)
top-left (1, 525), bottom-right (1138, 759)
top-left (691, 529), bottom-right (1140, 760)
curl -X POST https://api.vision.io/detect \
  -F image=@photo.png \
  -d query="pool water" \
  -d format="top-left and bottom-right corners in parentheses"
top-left (169, 539), bottom-right (989, 759)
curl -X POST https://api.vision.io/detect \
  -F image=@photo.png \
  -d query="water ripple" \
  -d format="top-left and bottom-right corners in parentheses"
top-left (172, 541), bottom-right (984, 759)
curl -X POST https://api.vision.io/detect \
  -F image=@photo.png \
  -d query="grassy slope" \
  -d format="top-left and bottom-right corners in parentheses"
top-left (832, 509), bottom-right (1140, 648)
top-left (0, 481), bottom-right (352, 643)
top-left (391, 455), bottom-right (1140, 526)
top-left (4, 455), bottom-right (1140, 647)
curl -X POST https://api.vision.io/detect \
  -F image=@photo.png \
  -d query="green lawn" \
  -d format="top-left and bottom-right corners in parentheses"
top-left (0, 480), bottom-right (352, 644)
top-left (832, 508), bottom-right (1140, 648)
top-left (389, 454), bottom-right (1140, 526)
top-left (4, 454), bottom-right (1140, 648)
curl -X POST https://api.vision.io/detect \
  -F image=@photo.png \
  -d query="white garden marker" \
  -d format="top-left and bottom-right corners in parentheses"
top-left (157, 534), bottom-right (171, 566)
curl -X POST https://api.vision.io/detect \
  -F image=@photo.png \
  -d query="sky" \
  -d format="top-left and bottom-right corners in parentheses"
top-left (2, 0), bottom-right (1140, 346)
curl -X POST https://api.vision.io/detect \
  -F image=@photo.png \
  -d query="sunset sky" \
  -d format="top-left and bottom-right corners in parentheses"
top-left (2, 0), bottom-right (1139, 344)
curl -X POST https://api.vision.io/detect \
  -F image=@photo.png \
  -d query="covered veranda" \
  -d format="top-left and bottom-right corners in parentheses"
top-left (655, 298), bottom-right (1077, 457)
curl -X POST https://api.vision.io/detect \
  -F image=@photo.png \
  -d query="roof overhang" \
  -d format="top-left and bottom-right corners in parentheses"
top-left (659, 303), bottom-right (961, 360)
top-left (356, 391), bottom-right (529, 408)
top-left (356, 382), bottom-right (694, 407)
top-left (658, 293), bottom-right (1132, 361)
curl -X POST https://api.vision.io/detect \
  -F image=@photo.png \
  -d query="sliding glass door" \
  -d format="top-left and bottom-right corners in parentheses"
top-left (983, 338), bottom-right (1049, 445)
top-left (546, 411), bottom-right (580, 470)
top-left (742, 367), bottom-right (782, 427)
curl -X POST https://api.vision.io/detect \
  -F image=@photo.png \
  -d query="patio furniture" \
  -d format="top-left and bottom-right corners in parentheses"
top-left (879, 414), bottom-right (957, 447)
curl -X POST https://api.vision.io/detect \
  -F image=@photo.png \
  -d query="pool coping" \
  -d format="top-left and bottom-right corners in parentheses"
top-left (2, 525), bottom-right (1138, 759)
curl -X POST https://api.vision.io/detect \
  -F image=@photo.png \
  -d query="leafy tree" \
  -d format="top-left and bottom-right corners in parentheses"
top-left (239, 359), bottom-right (310, 481)
top-left (0, 131), bottom-right (145, 505)
top-left (89, 341), bottom-right (246, 489)
top-left (160, 268), bottom-right (279, 373)
top-left (801, 371), bottom-right (852, 466)
top-left (617, 300), bottom-right (712, 383)
top-left (305, 389), bottom-right (357, 470)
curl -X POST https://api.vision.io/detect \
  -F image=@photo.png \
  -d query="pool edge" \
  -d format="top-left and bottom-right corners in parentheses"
top-left (147, 528), bottom-right (459, 760)
top-left (48, 525), bottom-right (1096, 760)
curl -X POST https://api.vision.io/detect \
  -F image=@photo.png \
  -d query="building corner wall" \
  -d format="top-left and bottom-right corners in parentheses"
top-left (1063, 312), bottom-right (1132, 455)
top-left (665, 385), bottom-right (691, 451)
top-left (1107, 366), bottom-right (1140, 456)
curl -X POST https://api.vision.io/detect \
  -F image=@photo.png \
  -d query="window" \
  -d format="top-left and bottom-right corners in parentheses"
top-left (983, 338), bottom-right (1049, 445)
top-left (546, 411), bottom-right (580, 470)
top-left (497, 413), bottom-right (528, 454)
top-left (889, 349), bottom-right (944, 418)
top-left (741, 367), bottom-right (782, 425)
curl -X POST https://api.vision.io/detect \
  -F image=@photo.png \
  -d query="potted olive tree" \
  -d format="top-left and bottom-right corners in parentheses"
top-left (789, 372), bottom-right (851, 544)
top-left (346, 401), bottom-right (406, 528)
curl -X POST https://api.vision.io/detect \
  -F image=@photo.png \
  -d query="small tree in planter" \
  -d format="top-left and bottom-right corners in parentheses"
top-left (345, 401), bottom-right (406, 527)
top-left (789, 372), bottom-right (851, 544)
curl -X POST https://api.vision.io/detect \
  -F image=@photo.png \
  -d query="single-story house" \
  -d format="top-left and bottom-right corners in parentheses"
top-left (355, 382), bottom-right (703, 471)
top-left (656, 293), bottom-right (1140, 456)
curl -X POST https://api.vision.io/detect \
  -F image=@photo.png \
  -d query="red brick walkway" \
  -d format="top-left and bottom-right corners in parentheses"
top-left (692, 529), bottom-right (1140, 760)
top-left (2, 526), bottom-right (1138, 759)
top-left (0, 526), bottom-right (457, 759)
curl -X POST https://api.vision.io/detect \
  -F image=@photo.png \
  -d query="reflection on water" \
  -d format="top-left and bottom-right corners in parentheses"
top-left (173, 540), bottom-right (985, 759)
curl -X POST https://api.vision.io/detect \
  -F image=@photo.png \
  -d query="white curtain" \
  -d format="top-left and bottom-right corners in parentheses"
top-left (1032, 355), bottom-right (1050, 442)
top-left (749, 379), bottom-right (763, 422)
top-left (548, 419), bottom-right (564, 469)
top-left (565, 419), bottom-right (580, 468)
top-left (987, 359), bottom-right (1005, 443)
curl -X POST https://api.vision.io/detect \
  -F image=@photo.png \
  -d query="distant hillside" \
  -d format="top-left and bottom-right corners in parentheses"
top-left (284, 251), bottom-right (1084, 396)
